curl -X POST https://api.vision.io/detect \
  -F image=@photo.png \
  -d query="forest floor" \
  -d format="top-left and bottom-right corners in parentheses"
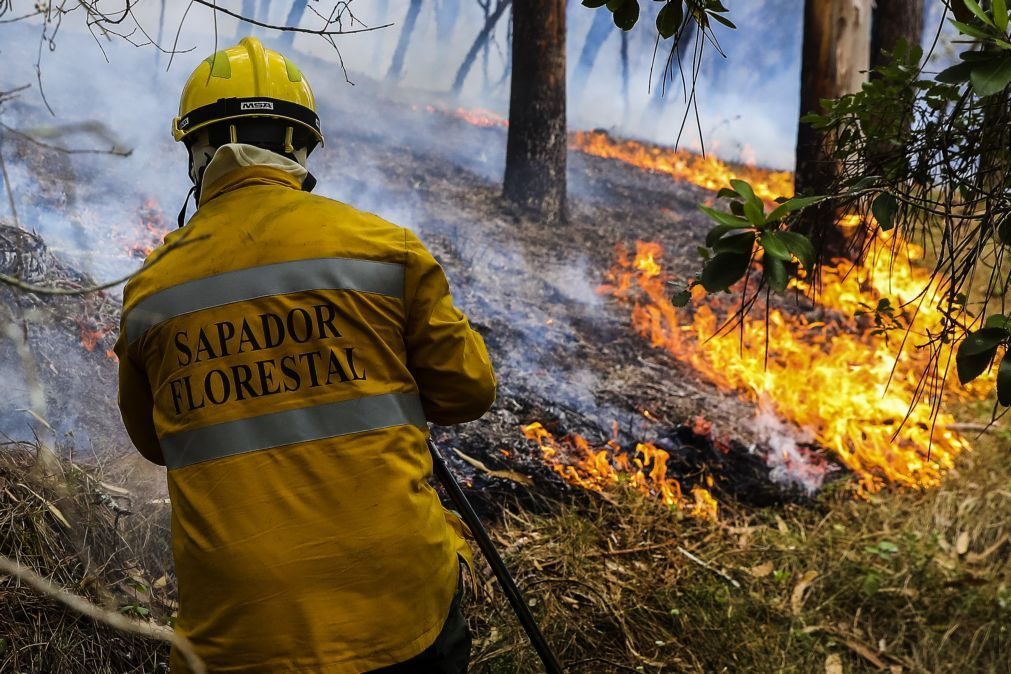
top-left (0, 69), bottom-right (1009, 672)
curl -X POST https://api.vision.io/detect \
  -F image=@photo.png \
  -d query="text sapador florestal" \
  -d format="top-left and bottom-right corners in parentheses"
top-left (166, 302), bottom-right (366, 414)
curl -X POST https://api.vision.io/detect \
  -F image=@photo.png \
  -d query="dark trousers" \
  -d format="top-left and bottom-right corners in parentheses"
top-left (366, 583), bottom-right (471, 674)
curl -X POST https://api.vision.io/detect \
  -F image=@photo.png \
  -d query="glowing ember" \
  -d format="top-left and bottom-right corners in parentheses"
top-left (131, 199), bottom-right (170, 258)
top-left (449, 107), bottom-right (508, 128)
top-left (522, 421), bottom-right (718, 519)
top-left (570, 130), bottom-right (794, 204)
top-left (600, 238), bottom-right (971, 493)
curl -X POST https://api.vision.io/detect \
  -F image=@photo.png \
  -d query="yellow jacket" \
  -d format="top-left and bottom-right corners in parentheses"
top-left (115, 146), bottom-right (496, 673)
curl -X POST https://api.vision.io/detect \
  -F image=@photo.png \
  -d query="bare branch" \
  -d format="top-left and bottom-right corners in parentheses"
top-left (0, 554), bottom-right (206, 674)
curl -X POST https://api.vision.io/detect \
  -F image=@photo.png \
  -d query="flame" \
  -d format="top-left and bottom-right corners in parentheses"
top-left (131, 199), bottom-right (170, 258)
top-left (601, 238), bottom-right (971, 494)
top-left (449, 107), bottom-right (508, 128)
top-left (570, 130), bottom-right (794, 204)
top-left (522, 421), bottom-right (718, 519)
top-left (432, 110), bottom-right (980, 496)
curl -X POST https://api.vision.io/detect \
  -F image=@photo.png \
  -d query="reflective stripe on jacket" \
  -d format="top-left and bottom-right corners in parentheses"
top-left (114, 155), bottom-right (496, 673)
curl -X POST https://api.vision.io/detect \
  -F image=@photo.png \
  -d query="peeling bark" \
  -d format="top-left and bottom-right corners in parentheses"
top-left (794, 0), bottom-right (871, 259)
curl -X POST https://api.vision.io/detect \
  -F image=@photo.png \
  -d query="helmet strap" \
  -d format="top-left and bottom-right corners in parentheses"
top-left (177, 185), bottom-right (197, 229)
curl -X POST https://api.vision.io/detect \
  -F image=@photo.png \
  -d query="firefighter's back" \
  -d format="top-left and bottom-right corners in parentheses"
top-left (120, 169), bottom-right (486, 673)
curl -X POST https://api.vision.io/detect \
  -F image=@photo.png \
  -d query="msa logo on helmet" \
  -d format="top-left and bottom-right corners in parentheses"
top-left (240, 101), bottom-right (274, 111)
top-left (178, 117), bottom-right (190, 129)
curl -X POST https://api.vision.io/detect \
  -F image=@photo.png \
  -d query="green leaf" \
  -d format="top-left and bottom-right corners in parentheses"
top-left (759, 231), bottom-right (792, 261)
top-left (613, 0), bottom-right (640, 29)
top-left (951, 19), bottom-right (994, 40)
top-left (936, 61), bottom-right (975, 84)
top-left (716, 187), bottom-right (739, 200)
top-left (705, 224), bottom-right (740, 247)
top-left (730, 179), bottom-right (760, 208)
top-left (743, 200), bottom-right (766, 227)
top-left (713, 231), bottom-right (756, 255)
top-left (778, 231), bottom-right (816, 270)
top-left (957, 350), bottom-right (995, 385)
top-left (998, 350), bottom-right (1011, 406)
top-left (699, 204), bottom-right (752, 228)
top-left (656, 2), bottom-right (684, 38)
top-left (985, 314), bottom-right (1011, 331)
top-left (701, 252), bottom-right (751, 293)
top-left (960, 327), bottom-right (1009, 356)
top-left (708, 12), bottom-right (736, 29)
top-left (956, 328), bottom-right (1006, 384)
top-left (999, 216), bottom-right (1011, 245)
top-left (971, 55), bottom-right (1011, 96)
top-left (671, 289), bottom-right (695, 307)
top-left (582, 0), bottom-right (609, 7)
top-left (766, 196), bottom-right (823, 222)
top-left (964, 0), bottom-right (996, 27)
top-left (606, 0), bottom-right (626, 10)
top-left (995, 0), bottom-right (1008, 32)
top-left (763, 256), bottom-right (788, 293)
top-left (671, 289), bottom-right (692, 307)
top-left (872, 192), bottom-right (899, 230)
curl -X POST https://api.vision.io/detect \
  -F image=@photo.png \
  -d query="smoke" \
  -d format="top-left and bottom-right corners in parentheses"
top-left (751, 398), bottom-right (837, 494)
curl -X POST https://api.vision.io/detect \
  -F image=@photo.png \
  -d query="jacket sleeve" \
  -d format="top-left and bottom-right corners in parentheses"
top-left (114, 325), bottom-right (166, 466)
top-left (403, 229), bottom-right (496, 425)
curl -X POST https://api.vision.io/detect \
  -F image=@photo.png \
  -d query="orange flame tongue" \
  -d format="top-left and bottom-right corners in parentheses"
top-left (522, 421), bottom-right (718, 519)
top-left (602, 239), bottom-right (971, 494)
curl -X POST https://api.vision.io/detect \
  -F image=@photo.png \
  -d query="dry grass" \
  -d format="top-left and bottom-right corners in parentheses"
top-left (1, 430), bottom-right (1007, 673)
top-left (468, 430), bottom-right (1011, 673)
top-left (0, 442), bottom-right (173, 673)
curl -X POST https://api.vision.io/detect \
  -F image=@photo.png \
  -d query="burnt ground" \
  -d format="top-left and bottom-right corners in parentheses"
top-left (0, 71), bottom-right (830, 516)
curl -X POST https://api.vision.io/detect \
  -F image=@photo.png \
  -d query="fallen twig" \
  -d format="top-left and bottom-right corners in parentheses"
top-left (677, 545), bottom-right (741, 589)
top-left (0, 553), bottom-right (205, 673)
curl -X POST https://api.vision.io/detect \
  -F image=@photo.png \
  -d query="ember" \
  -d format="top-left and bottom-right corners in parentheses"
top-left (131, 199), bottom-right (170, 259)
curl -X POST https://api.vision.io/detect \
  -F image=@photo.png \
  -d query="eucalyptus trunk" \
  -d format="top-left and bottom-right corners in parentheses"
top-left (794, 0), bottom-right (872, 259)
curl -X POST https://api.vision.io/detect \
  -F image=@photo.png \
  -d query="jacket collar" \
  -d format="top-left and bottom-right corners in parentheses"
top-left (198, 143), bottom-right (307, 206)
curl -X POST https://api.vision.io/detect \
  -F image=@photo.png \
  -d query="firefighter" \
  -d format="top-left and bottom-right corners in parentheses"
top-left (114, 37), bottom-right (496, 673)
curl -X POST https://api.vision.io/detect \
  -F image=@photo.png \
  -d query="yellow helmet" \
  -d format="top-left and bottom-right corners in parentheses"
top-left (172, 37), bottom-right (323, 152)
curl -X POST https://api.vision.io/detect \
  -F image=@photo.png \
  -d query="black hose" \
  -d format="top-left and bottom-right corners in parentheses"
top-left (427, 437), bottom-right (564, 674)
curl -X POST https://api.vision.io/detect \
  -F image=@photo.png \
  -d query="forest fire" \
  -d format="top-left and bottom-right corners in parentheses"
top-left (522, 421), bottom-right (719, 519)
top-left (601, 237), bottom-right (971, 494)
top-left (570, 130), bottom-right (794, 203)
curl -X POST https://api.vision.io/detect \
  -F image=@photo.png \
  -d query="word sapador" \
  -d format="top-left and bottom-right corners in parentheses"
top-left (167, 302), bottom-right (367, 414)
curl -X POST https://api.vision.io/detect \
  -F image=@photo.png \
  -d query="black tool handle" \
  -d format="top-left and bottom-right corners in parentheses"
top-left (427, 437), bottom-right (564, 674)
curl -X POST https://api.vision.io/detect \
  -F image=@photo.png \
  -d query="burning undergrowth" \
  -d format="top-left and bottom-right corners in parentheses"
top-left (0, 67), bottom-right (986, 524)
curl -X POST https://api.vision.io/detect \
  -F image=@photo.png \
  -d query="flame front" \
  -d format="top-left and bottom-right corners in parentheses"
top-left (570, 130), bottom-right (794, 204)
top-left (602, 238), bottom-right (971, 493)
top-left (522, 421), bottom-right (718, 519)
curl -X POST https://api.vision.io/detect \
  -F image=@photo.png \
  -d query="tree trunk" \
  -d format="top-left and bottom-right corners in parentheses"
top-left (570, 8), bottom-right (614, 100)
top-left (386, 0), bottom-right (424, 81)
top-left (503, 0), bottom-right (567, 223)
top-left (794, 0), bottom-right (872, 259)
top-left (280, 1), bottom-right (309, 48)
top-left (452, 0), bottom-right (512, 94)
top-left (620, 30), bottom-right (629, 121)
top-left (870, 0), bottom-right (924, 71)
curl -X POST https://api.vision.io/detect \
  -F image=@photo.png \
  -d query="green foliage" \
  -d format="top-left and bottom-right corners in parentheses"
top-left (689, 182), bottom-right (822, 296)
top-left (583, 0), bottom-right (734, 34)
top-left (696, 1), bottom-right (1011, 408)
top-left (855, 298), bottom-right (908, 339)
